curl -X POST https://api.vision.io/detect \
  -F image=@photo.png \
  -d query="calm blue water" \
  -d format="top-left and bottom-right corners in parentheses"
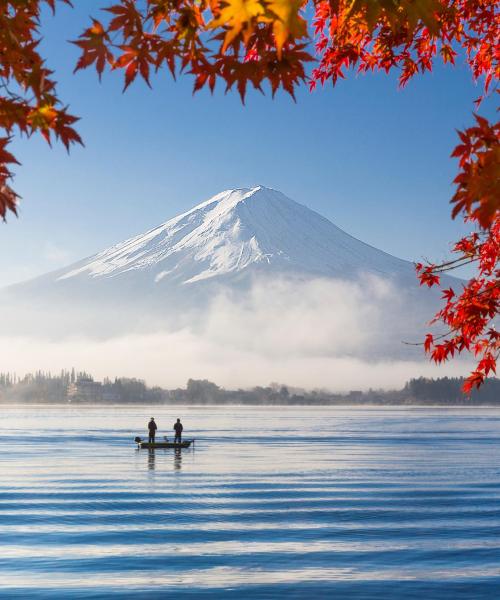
top-left (0, 405), bottom-right (499, 599)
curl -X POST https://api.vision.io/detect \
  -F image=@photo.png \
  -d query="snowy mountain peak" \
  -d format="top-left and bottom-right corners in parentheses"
top-left (56, 186), bottom-right (411, 285)
top-left (171, 186), bottom-right (294, 226)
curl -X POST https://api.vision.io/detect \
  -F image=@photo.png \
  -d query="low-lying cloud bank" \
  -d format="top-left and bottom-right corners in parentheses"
top-left (0, 331), bottom-right (471, 391)
top-left (1, 276), bottom-right (470, 391)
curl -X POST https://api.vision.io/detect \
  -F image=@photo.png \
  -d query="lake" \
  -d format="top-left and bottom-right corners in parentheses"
top-left (0, 405), bottom-right (499, 599)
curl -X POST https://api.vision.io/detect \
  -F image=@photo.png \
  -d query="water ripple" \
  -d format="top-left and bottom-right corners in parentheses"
top-left (1, 405), bottom-right (499, 599)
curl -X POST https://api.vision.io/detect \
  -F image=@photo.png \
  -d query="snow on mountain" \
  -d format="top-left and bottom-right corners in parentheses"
top-left (1, 185), bottom-right (456, 349)
top-left (0, 186), bottom-right (473, 385)
top-left (54, 186), bottom-right (414, 286)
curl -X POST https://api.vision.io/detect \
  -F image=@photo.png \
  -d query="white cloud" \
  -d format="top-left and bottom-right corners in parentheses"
top-left (0, 275), bottom-right (472, 391)
top-left (0, 331), bottom-right (471, 391)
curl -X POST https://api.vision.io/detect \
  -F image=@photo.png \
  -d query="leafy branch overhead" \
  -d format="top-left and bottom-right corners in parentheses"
top-left (1, 0), bottom-right (497, 216)
top-left (0, 0), bottom-right (498, 390)
top-left (70, 0), bottom-right (498, 97)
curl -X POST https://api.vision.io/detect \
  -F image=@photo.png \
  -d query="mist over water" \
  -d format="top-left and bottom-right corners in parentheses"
top-left (1, 405), bottom-right (499, 598)
top-left (0, 276), bottom-right (471, 390)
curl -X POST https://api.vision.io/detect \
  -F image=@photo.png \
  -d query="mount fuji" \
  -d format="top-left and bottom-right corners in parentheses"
top-left (2, 186), bottom-right (454, 350)
top-left (21, 186), bottom-right (417, 285)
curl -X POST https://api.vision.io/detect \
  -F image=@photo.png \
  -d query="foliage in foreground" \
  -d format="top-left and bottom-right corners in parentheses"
top-left (416, 117), bottom-right (499, 393)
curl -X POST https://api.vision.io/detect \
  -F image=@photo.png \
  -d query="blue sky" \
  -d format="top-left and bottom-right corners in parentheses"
top-left (0, 2), bottom-right (496, 286)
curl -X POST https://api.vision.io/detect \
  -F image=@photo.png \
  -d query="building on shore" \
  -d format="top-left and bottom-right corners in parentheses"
top-left (67, 377), bottom-right (103, 402)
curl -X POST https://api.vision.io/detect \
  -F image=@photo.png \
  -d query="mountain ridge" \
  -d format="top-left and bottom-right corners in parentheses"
top-left (0, 186), bottom-right (459, 350)
top-left (31, 185), bottom-right (416, 288)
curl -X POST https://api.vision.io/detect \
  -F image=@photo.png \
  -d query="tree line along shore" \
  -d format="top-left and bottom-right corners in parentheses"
top-left (0, 371), bottom-right (499, 406)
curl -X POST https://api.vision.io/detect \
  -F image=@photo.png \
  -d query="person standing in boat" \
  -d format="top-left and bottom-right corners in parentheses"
top-left (173, 418), bottom-right (183, 444)
top-left (148, 418), bottom-right (157, 444)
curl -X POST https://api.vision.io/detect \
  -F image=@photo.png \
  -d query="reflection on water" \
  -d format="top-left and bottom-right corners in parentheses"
top-left (174, 448), bottom-right (182, 471)
top-left (144, 448), bottom-right (183, 472)
top-left (148, 449), bottom-right (155, 471)
top-left (0, 405), bottom-right (499, 599)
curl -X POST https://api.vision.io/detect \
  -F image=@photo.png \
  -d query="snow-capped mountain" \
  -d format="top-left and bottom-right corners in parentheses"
top-left (1, 186), bottom-right (453, 345)
top-left (0, 185), bottom-right (473, 388)
top-left (49, 186), bottom-right (413, 286)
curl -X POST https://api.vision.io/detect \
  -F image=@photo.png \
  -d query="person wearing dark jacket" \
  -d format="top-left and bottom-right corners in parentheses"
top-left (173, 418), bottom-right (183, 444)
top-left (148, 418), bottom-right (157, 444)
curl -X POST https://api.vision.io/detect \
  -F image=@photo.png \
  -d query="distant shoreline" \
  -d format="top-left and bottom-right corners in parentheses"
top-left (2, 372), bottom-right (499, 406)
top-left (1, 401), bottom-right (500, 408)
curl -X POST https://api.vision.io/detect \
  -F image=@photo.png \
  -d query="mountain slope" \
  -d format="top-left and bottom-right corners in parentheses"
top-left (52, 186), bottom-right (414, 286)
top-left (1, 186), bottom-right (455, 350)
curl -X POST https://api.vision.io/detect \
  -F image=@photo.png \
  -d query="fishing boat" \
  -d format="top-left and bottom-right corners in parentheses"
top-left (134, 436), bottom-right (193, 449)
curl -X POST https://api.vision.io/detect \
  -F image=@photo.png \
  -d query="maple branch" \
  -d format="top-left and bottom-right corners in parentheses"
top-left (0, 78), bottom-right (26, 103)
top-left (402, 330), bottom-right (456, 347)
top-left (402, 280), bottom-right (500, 346)
top-left (416, 256), bottom-right (479, 273)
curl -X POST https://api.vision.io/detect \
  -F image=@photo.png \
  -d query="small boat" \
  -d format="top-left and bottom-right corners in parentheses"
top-left (134, 436), bottom-right (193, 449)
